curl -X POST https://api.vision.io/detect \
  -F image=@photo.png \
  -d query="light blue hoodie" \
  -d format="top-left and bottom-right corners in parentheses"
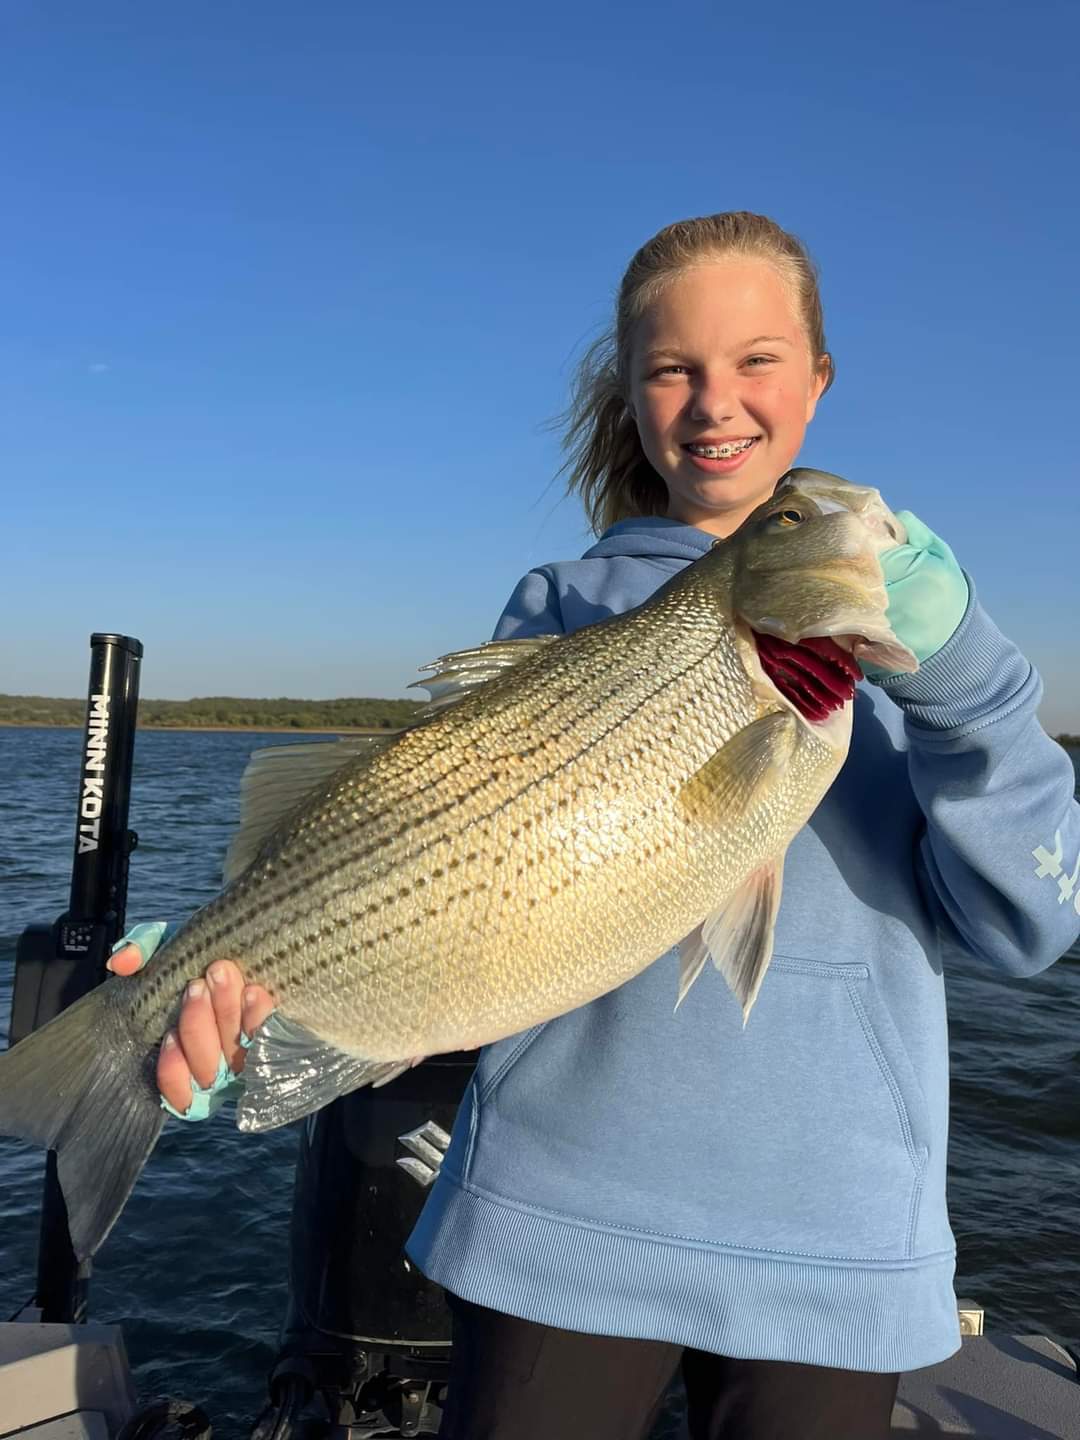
top-left (407, 516), bottom-right (1080, 1372)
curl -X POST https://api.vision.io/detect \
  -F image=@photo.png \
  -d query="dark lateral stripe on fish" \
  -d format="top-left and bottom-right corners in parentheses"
top-left (201, 650), bottom-right (719, 964)
top-left (226, 705), bottom-right (715, 993)
top-left (0, 478), bottom-right (914, 1263)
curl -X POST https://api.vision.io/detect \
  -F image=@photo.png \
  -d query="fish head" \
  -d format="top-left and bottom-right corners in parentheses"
top-left (726, 469), bottom-right (918, 726)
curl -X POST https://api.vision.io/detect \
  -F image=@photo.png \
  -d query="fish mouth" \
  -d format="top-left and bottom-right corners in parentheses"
top-left (753, 632), bottom-right (862, 723)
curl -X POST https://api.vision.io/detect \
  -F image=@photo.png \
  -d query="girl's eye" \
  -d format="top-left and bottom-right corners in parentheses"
top-left (651, 364), bottom-right (689, 377)
top-left (744, 354), bottom-right (777, 368)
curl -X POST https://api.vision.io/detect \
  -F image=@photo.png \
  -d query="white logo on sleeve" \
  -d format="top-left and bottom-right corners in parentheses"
top-left (1032, 830), bottom-right (1080, 914)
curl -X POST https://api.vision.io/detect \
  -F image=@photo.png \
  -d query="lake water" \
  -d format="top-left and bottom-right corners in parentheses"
top-left (1, 725), bottom-right (1078, 1437)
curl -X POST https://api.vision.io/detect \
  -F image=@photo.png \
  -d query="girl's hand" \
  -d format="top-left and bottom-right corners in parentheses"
top-left (863, 510), bottom-right (969, 678)
top-left (107, 923), bottom-right (275, 1119)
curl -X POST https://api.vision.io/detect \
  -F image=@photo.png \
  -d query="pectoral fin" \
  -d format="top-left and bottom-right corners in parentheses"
top-left (237, 1012), bottom-right (409, 1132)
top-left (675, 862), bottom-right (784, 1022)
top-left (678, 712), bottom-right (798, 827)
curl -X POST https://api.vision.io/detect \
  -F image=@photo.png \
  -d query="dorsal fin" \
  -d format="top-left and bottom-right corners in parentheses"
top-left (225, 638), bottom-right (557, 884)
top-left (409, 636), bottom-right (558, 715)
top-left (224, 735), bottom-right (395, 884)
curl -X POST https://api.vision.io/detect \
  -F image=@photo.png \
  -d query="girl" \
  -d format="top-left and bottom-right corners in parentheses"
top-left (112, 212), bottom-right (1080, 1439)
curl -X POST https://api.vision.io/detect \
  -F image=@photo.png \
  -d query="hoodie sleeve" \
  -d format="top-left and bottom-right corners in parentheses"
top-left (491, 568), bottom-right (567, 642)
top-left (877, 580), bottom-right (1080, 976)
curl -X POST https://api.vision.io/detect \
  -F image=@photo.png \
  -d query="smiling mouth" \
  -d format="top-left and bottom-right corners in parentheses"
top-left (684, 438), bottom-right (759, 459)
top-left (754, 633), bottom-right (861, 722)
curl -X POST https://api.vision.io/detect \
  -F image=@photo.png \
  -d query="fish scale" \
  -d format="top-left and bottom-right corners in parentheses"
top-left (0, 471), bottom-right (917, 1260)
top-left (111, 523), bottom-right (849, 1053)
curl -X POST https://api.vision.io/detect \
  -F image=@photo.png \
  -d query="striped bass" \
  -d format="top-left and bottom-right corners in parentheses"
top-left (0, 470), bottom-right (917, 1259)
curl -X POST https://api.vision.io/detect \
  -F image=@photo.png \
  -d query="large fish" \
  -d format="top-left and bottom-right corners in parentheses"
top-left (0, 471), bottom-right (917, 1260)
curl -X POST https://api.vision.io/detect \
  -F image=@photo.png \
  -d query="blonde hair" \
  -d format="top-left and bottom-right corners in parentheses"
top-left (562, 212), bottom-right (833, 534)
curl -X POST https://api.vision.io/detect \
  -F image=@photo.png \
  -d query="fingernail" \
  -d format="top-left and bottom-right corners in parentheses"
top-left (207, 963), bottom-right (229, 987)
top-left (242, 987), bottom-right (259, 1008)
top-left (163, 1031), bottom-right (178, 1050)
top-left (106, 941), bottom-right (130, 973)
top-left (186, 980), bottom-right (206, 1002)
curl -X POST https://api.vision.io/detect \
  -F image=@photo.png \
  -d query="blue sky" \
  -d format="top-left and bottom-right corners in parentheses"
top-left (2, 0), bottom-right (1077, 731)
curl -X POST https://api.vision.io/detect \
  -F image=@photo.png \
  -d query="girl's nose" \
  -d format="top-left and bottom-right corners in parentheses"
top-left (689, 375), bottom-right (737, 425)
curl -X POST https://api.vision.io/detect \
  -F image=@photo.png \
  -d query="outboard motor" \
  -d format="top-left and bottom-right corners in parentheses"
top-left (252, 1055), bottom-right (475, 1439)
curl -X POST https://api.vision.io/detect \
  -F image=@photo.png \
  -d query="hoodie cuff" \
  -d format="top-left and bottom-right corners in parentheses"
top-left (874, 574), bottom-right (1035, 733)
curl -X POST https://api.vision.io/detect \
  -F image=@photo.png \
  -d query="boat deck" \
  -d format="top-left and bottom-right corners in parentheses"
top-left (2, 1322), bottom-right (1079, 1438)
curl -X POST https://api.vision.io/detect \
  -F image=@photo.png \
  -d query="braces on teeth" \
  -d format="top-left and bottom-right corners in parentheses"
top-left (690, 439), bottom-right (755, 459)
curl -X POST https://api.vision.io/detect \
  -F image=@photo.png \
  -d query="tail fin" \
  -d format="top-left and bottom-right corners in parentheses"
top-left (0, 985), bottom-right (165, 1260)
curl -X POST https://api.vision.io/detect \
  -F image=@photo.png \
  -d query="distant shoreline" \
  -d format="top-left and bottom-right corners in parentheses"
top-left (0, 722), bottom-right (388, 735)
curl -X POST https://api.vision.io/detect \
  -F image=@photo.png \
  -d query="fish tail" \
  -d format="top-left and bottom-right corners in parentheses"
top-left (0, 984), bottom-right (165, 1260)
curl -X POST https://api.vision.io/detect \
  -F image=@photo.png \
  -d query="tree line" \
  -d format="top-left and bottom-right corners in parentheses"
top-left (1, 694), bottom-right (1077, 749)
top-left (0, 694), bottom-right (423, 731)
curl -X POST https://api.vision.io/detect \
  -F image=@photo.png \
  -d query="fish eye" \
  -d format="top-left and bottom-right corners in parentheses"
top-left (771, 508), bottom-right (805, 528)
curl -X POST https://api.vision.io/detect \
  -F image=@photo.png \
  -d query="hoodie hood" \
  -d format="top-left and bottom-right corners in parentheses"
top-left (492, 517), bottom-right (717, 643)
top-left (582, 516), bottom-right (716, 563)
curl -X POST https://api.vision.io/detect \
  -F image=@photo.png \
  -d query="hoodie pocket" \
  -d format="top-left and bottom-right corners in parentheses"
top-left (824, 958), bottom-right (932, 1182)
top-left (458, 952), bottom-right (933, 1262)
top-left (445, 1023), bottom-right (547, 1182)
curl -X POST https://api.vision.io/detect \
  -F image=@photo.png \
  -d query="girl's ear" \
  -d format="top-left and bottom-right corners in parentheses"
top-left (804, 355), bottom-right (830, 422)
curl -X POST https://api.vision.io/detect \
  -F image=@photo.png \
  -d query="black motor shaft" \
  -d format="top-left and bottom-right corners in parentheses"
top-left (9, 633), bottom-right (142, 1322)
top-left (65, 631), bottom-right (143, 944)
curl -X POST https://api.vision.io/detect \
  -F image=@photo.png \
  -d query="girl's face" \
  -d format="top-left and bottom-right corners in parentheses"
top-left (627, 259), bottom-right (827, 537)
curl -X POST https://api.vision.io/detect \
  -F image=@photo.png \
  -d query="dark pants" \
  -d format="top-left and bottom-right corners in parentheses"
top-left (439, 1295), bottom-right (900, 1440)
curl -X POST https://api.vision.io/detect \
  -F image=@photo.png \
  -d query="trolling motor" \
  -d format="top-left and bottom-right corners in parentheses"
top-left (7, 633), bottom-right (472, 1436)
top-left (10, 633), bottom-right (142, 1324)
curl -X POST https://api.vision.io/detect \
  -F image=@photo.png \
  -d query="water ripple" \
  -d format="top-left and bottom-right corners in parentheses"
top-left (0, 726), bottom-right (1077, 1435)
